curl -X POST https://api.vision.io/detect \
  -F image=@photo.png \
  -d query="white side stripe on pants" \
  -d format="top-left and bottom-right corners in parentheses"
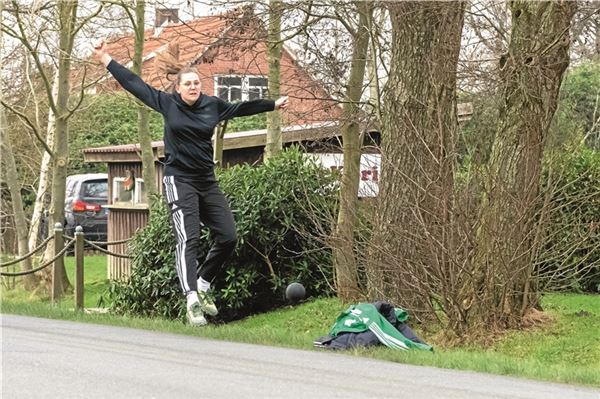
top-left (162, 176), bottom-right (189, 293)
top-left (172, 206), bottom-right (190, 292)
top-left (163, 176), bottom-right (179, 203)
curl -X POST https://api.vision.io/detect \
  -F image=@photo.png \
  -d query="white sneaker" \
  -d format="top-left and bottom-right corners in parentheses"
top-left (198, 290), bottom-right (218, 316)
top-left (187, 301), bottom-right (207, 326)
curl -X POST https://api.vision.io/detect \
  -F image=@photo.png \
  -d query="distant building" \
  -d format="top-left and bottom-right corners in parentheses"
top-left (82, 7), bottom-right (347, 278)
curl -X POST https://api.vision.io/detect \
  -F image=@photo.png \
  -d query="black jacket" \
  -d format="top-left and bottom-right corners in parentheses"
top-left (106, 60), bottom-right (275, 177)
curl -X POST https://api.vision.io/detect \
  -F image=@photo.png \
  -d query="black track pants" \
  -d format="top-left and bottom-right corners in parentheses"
top-left (163, 175), bottom-right (237, 294)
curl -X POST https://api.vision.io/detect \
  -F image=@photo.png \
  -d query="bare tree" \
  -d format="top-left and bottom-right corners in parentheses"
top-left (0, 0), bottom-right (38, 289)
top-left (367, 1), bottom-right (466, 319)
top-left (264, 0), bottom-right (283, 160)
top-left (570, 1), bottom-right (600, 62)
top-left (27, 72), bottom-right (58, 254)
top-left (2, 0), bottom-right (102, 293)
top-left (473, 1), bottom-right (577, 327)
top-left (330, 1), bottom-right (373, 301)
top-left (118, 0), bottom-right (158, 198)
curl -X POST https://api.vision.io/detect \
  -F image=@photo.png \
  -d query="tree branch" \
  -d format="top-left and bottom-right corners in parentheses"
top-left (0, 99), bottom-right (54, 156)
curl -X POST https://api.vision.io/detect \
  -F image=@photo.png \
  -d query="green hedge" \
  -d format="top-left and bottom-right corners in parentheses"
top-left (540, 147), bottom-right (600, 292)
top-left (105, 148), bottom-right (338, 321)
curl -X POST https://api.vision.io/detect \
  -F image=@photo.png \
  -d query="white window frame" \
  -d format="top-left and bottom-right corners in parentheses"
top-left (113, 177), bottom-right (147, 206)
top-left (214, 75), bottom-right (268, 102)
top-left (134, 178), bottom-right (146, 204)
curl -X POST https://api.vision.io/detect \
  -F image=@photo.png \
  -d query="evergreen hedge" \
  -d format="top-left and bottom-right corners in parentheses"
top-left (105, 148), bottom-right (338, 321)
top-left (540, 146), bottom-right (600, 292)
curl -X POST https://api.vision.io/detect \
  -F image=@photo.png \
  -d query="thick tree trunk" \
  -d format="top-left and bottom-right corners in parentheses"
top-left (264, 0), bottom-right (283, 161)
top-left (332, 1), bottom-right (373, 302)
top-left (474, 1), bottom-right (576, 328)
top-left (133, 0), bottom-right (157, 199)
top-left (368, 2), bottom-right (465, 316)
top-left (46, 0), bottom-right (79, 293)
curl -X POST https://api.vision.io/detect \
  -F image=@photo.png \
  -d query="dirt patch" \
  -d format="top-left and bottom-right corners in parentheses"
top-left (521, 307), bottom-right (555, 329)
top-left (426, 309), bottom-right (557, 348)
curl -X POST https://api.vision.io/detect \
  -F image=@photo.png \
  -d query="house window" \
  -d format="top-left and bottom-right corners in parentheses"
top-left (248, 77), bottom-right (268, 100)
top-left (215, 75), bottom-right (268, 102)
top-left (113, 176), bottom-right (147, 206)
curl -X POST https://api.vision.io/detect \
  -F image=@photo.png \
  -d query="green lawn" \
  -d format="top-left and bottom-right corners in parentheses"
top-left (1, 255), bottom-right (110, 309)
top-left (2, 255), bottom-right (599, 387)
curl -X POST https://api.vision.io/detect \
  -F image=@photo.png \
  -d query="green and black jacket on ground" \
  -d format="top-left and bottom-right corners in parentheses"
top-left (315, 301), bottom-right (433, 351)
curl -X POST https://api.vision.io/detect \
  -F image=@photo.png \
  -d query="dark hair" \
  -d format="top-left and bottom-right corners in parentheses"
top-left (153, 43), bottom-right (201, 91)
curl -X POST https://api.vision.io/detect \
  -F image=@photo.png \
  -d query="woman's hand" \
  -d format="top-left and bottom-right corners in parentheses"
top-left (92, 38), bottom-right (112, 67)
top-left (275, 96), bottom-right (289, 110)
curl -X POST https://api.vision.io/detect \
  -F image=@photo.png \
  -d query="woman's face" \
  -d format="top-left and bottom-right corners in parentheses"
top-left (176, 72), bottom-right (202, 105)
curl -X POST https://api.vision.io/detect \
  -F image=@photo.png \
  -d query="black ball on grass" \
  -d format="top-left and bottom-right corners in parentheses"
top-left (285, 282), bottom-right (306, 302)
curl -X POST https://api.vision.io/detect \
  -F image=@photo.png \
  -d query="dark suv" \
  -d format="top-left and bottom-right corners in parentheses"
top-left (64, 173), bottom-right (108, 242)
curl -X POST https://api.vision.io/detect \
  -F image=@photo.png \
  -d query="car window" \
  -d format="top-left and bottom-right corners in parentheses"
top-left (82, 180), bottom-right (108, 199)
top-left (66, 179), bottom-right (76, 197)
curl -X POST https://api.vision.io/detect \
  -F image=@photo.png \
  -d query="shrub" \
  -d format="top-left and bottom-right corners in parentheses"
top-left (226, 113), bottom-right (267, 132)
top-left (103, 194), bottom-right (182, 319)
top-left (539, 146), bottom-right (600, 292)
top-left (105, 148), bottom-right (338, 321)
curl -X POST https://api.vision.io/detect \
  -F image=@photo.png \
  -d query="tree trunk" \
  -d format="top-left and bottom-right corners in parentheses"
top-left (366, 7), bottom-right (385, 121)
top-left (1, 115), bottom-right (38, 289)
top-left (132, 0), bottom-right (157, 200)
top-left (368, 2), bottom-right (465, 316)
top-left (332, 1), bottom-right (373, 302)
top-left (0, 4), bottom-right (39, 288)
top-left (46, 0), bottom-right (79, 293)
top-left (28, 71), bottom-right (58, 252)
top-left (264, 0), bottom-right (283, 161)
top-left (474, 1), bottom-right (576, 328)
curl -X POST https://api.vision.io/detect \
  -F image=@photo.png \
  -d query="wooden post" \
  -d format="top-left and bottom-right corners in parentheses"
top-left (51, 222), bottom-right (64, 305)
top-left (213, 120), bottom-right (228, 166)
top-left (74, 225), bottom-right (84, 311)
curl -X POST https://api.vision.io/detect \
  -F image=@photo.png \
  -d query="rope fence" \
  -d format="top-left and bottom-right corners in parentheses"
top-left (1, 223), bottom-right (133, 309)
top-left (0, 235), bottom-right (53, 268)
top-left (83, 240), bottom-right (133, 259)
top-left (89, 237), bottom-right (132, 246)
top-left (0, 239), bottom-right (74, 277)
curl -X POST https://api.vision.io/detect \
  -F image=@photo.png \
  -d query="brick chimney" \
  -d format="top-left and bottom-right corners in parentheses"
top-left (155, 8), bottom-right (179, 27)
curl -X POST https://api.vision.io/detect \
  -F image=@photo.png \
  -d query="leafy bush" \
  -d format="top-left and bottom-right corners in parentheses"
top-left (539, 146), bottom-right (600, 292)
top-left (226, 113), bottom-right (267, 132)
top-left (105, 148), bottom-right (338, 321)
top-left (104, 195), bottom-right (183, 318)
top-left (558, 61), bottom-right (600, 149)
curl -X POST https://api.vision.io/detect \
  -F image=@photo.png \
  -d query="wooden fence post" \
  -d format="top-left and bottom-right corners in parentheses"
top-left (74, 226), bottom-right (84, 311)
top-left (51, 222), bottom-right (64, 305)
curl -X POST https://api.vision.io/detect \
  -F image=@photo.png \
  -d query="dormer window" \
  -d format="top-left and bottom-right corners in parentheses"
top-left (215, 75), bottom-right (268, 102)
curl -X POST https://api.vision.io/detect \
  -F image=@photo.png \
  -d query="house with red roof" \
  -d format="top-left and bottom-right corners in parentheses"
top-left (93, 6), bottom-right (341, 126)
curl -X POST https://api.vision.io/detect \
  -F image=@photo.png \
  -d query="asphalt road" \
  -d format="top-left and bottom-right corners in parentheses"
top-left (2, 314), bottom-right (599, 399)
